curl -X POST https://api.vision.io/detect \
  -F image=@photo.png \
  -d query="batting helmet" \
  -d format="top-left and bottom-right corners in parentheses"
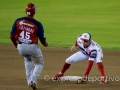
top-left (25, 3), bottom-right (37, 16)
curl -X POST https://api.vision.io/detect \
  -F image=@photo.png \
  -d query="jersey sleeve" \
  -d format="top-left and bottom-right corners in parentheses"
top-left (10, 19), bottom-right (18, 36)
top-left (88, 50), bottom-right (97, 61)
top-left (74, 39), bottom-right (78, 46)
top-left (75, 34), bottom-right (82, 46)
top-left (10, 19), bottom-right (18, 48)
top-left (37, 22), bottom-right (48, 46)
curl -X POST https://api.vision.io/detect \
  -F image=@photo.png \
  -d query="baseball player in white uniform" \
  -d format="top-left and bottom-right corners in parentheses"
top-left (53, 33), bottom-right (107, 84)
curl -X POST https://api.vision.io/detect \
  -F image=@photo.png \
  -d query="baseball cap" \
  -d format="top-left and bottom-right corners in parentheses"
top-left (81, 33), bottom-right (91, 41)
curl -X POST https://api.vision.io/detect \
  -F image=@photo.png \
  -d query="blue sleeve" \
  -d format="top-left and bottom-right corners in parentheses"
top-left (89, 50), bottom-right (97, 58)
top-left (37, 22), bottom-right (46, 41)
top-left (10, 19), bottom-right (18, 36)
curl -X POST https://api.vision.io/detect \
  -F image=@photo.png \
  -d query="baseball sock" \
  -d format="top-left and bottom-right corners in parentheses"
top-left (97, 62), bottom-right (106, 82)
top-left (60, 62), bottom-right (71, 74)
top-left (84, 60), bottom-right (94, 76)
top-left (97, 62), bottom-right (105, 76)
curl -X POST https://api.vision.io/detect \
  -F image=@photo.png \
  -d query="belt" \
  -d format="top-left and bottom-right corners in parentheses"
top-left (18, 42), bottom-right (34, 44)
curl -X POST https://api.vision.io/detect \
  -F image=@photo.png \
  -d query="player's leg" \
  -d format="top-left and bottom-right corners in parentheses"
top-left (62, 51), bottom-right (88, 73)
top-left (29, 45), bottom-right (44, 88)
top-left (17, 44), bottom-right (34, 85)
top-left (95, 50), bottom-right (107, 84)
top-left (17, 44), bottom-right (33, 56)
top-left (24, 56), bottom-right (33, 86)
top-left (30, 56), bottom-right (44, 85)
top-left (53, 51), bottom-right (88, 79)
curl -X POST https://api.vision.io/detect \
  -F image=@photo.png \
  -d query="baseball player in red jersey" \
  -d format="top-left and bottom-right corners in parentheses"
top-left (10, 3), bottom-right (48, 90)
top-left (53, 33), bottom-right (107, 84)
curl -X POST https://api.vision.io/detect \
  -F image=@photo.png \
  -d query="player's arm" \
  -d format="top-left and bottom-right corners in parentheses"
top-left (79, 50), bottom-right (97, 84)
top-left (71, 35), bottom-right (82, 51)
top-left (71, 39), bottom-right (78, 51)
top-left (84, 50), bottom-right (97, 76)
top-left (37, 23), bottom-right (48, 47)
top-left (10, 20), bottom-right (18, 48)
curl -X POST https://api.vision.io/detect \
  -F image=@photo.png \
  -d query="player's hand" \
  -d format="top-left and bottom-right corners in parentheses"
top-left (41, 40), bottom-right (48, 47)
top-left (15, 45), bottom-right (17, 48)
top-left (80, 76), bottom-right (88, 84)
top-left (45, 42), bottom-right (48, 47)
top-left (71, 45), bottom-right (76, 51)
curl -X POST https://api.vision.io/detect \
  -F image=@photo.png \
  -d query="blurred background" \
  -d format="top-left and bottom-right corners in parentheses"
top-left (0, 0), bottom-right (120, 49)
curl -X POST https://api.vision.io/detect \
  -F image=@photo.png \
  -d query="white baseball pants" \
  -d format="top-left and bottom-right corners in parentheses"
top-left (66, 50), bottom-right (103, 64)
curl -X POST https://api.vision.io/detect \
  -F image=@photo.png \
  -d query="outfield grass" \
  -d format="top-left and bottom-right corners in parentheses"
top-left (0, 0), bottom-right (120, 50)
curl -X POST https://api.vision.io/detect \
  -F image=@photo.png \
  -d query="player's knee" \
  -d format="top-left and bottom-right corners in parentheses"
top-left (95, 60), bottom-right (102, 63)
top-left (40, 59), bottom-right (44, 66)
top-left (66, 58), bottom-right (73, 64)
top-left (34, 59), bottom-right (44, 67)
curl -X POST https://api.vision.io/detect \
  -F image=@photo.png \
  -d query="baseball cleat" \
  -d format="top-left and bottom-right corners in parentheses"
top-left (100, 79), bottom-right (108, 84)
top-left (100, 76), bottom-right (107, 84)
top-left (100, 81), bottom-right (108, 84)
top-left (29, 81), bottom-right (38, 90)
top-left (52, 72), bottom-right (64, 80)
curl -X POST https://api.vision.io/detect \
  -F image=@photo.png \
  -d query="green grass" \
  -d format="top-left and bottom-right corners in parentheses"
top-left (0, 0), bottom-right (120, 50)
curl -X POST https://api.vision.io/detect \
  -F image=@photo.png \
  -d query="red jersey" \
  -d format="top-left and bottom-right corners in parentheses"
top-left (10, 16), bottom-right (48, 47)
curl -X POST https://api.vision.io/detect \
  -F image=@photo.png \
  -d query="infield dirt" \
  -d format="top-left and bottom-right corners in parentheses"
top-left (0, 44), bottom-right (120, 90)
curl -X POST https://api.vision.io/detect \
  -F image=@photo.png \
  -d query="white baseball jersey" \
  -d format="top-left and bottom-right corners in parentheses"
top-left (77, 35), bottom-right (103, 61)
top-left (66, 35), bottom-right (103, 64)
